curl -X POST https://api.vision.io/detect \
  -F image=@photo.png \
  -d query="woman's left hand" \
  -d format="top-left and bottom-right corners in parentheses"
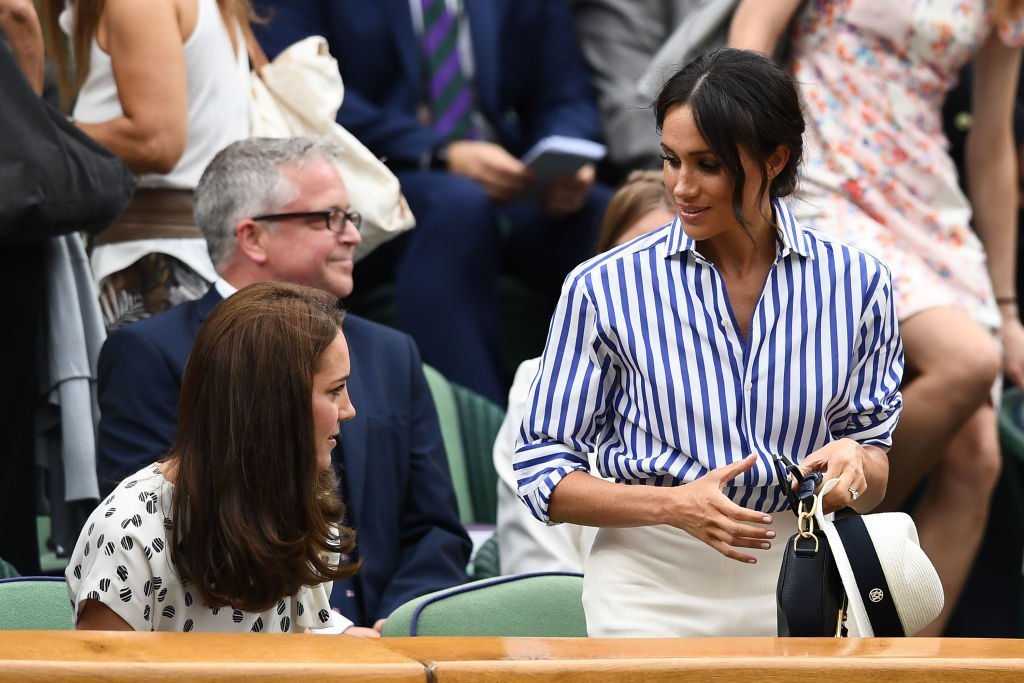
top-left (1001, 311), bottom-right (1024, 389)
top-left (797, 439), bottom-right (886, 514)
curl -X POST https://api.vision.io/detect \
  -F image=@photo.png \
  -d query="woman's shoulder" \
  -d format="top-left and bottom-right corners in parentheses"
top-left (803, 226), bottom-right (891, 278)
top-left (564, 222), bottom-right (675, 291)
top-left (102, 463), bottom-right (170, 504)
top-left (86, 464), bottom-right (173, 542)
top-left (783, 206), bottom-right (892, 279)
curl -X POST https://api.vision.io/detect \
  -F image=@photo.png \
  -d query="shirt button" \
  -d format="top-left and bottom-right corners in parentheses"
top-left (745, 380), bottom-right (753, 391)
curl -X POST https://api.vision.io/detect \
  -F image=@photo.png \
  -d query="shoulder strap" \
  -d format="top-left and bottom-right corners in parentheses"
top-left (241, 20), bottom-right (268, 73)
top-left (832, 514), bottom-right (904, 636)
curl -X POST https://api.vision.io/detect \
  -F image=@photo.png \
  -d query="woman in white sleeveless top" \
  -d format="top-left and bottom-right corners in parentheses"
top-left (42, 0), bottom-right (250, 330)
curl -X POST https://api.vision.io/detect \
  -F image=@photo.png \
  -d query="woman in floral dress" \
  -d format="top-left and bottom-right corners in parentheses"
top-left (731, 0), bottom-right (1024, 635)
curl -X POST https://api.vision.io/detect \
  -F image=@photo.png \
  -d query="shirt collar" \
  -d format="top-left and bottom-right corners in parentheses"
top-left (664, 197), bottom-right (814, 261)
top-left (214, 277), bottom-right (238, 299)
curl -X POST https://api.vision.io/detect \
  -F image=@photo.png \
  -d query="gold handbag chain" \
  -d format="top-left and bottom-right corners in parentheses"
top-left (794, 493), bottom-right (819, 552)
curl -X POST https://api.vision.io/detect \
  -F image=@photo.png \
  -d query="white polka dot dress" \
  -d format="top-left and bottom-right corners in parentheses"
top-left (67, 464), bottom-right (352, 633)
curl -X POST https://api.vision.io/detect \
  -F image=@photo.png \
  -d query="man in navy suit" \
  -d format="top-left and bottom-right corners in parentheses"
top-left (96, 137), bottom-right (471, 631)
top-left (254, 0), bottom-right (612, 405)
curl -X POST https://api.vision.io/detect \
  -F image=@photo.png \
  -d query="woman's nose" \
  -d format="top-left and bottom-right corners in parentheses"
top-left (672, 170), bottom-right (698, 200)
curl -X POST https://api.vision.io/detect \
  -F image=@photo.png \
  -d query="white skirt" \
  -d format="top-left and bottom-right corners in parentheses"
top-left (583, 519), bottom-right (789, 637)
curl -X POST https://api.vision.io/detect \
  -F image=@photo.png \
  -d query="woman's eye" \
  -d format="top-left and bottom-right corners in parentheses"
top-left (698, 159), bottom-right (720, 172)
top-left (331, 385), bottom-right (345, 398)
top-left (660, 154), bottom-right (680, 168)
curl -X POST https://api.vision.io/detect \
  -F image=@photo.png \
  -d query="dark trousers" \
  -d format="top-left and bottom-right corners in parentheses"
top-left (0, 240), bottom-right (46, 574)
top-left (945, 465), bottom-right (1024, 637)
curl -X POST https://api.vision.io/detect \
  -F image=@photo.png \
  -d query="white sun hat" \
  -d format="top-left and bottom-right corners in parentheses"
top-left (814, 483), bottom-right (944, 636)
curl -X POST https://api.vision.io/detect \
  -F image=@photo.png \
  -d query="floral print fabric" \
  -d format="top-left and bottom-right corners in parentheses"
top-left (787, 0), bottom-right (1024, 331)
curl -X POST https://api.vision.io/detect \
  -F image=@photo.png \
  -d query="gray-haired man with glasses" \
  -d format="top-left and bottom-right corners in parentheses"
top-left (96, 136), bottom-right (471, 632)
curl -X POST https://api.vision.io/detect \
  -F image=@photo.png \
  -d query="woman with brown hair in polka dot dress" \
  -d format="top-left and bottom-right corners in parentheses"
top-left (67, 282), bottom-right (376, 635)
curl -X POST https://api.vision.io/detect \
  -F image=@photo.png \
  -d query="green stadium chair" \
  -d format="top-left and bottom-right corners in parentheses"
top-left (0, 577), bottom-right (74, 630)
top-left (0, 557), bottom-right (18, 580)
top-left (470, 532), bottom-right (501, 580)
top-left (448, 381), bottom-right (504, 525)
top-left (422, 365), bottom-right (504, 525)
top-left (381, 572), bottom-right (586, 637)
top-left (422, 364), bottom-right (474, 524)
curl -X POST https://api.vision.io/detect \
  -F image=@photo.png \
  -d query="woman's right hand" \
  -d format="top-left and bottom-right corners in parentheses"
top-left (662, 454), bottom-right (776, 564)
top-left (446, 140), bottom-right (533, 202)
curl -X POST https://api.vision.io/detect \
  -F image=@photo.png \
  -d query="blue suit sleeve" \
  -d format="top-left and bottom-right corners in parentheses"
top-left (96, 327), bottom-right (180, 498)
top-left (521, 0), bottom-right (603, 144)
top-left (334, 91), bottom-right (445, 167)
top-left (252, 0), bottom-right (446, 165)
top-left (374, 338), bottom-right (471, 621)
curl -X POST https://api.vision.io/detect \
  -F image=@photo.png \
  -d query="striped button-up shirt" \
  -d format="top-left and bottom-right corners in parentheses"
top-left (514, 199), bottom-right (903, 522)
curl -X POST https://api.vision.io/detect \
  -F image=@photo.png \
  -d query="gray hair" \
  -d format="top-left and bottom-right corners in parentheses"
top-left (194, 137), bottom-right (344, 269)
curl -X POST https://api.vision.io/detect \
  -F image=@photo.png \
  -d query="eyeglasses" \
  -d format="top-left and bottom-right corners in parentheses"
top-left (252, 208), bottom-right (362, 234)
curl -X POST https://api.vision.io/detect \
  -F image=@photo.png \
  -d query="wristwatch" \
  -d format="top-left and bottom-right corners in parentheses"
top-left (428, 143), bottom-right (450, 170)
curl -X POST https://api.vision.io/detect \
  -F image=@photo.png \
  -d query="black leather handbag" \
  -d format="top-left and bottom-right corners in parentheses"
top-left (774, 455), bottom-right (848, 637)
top-left (0, 35), bottom-right (134, 245)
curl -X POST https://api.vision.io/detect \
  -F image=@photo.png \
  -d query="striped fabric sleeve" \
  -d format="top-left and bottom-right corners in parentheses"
top-left (513, 271), bottom-right (610, 524)
top-left (832, 262), bottom-right (904, 449)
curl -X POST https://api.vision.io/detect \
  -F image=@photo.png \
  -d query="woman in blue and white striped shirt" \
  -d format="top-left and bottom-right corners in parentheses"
top-left (513, 49), bottom-right (904, 637)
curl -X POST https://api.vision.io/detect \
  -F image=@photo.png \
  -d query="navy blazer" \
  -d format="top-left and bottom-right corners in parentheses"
top-left (97, 287), bottom-right (471, 625)
top-left (253, 0), bottom-right (602, 167)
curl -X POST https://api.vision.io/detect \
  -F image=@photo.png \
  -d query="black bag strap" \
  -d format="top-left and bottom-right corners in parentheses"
top-left (773, 454), bottom-right (822, 516)
top-left (832, 514), bottom-right (904, 636)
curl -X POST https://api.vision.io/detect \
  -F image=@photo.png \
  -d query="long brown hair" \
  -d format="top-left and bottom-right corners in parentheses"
top-left (169, 282), bottom-right (358, 612)
top-left (595, 170), bottom-right (674, 254)
top-left (40, 0), bottom-right (252, 108)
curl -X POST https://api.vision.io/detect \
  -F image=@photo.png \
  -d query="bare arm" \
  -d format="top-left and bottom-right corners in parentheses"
top-left (968, 35), bottom-right (1024, 386)
top-left (0, 0), bottom-right (43, 94)
top-left (76, 600), bottom-right (135, 631)
top-left (728, 0), bottom-right (805, 54)
top-left (75, 0), bottom-right (188, 174)
top-left (549, 455), bottom-right (777, 564)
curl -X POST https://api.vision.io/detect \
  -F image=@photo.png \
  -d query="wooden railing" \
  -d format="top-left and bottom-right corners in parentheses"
top-left (0, 631), bottom-right (421, 681)
top-left (2, 631), bottom-right (1024, 681)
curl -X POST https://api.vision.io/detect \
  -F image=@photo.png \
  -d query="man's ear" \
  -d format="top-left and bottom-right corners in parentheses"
top-left (235, 219), bottom-right (270, 265)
